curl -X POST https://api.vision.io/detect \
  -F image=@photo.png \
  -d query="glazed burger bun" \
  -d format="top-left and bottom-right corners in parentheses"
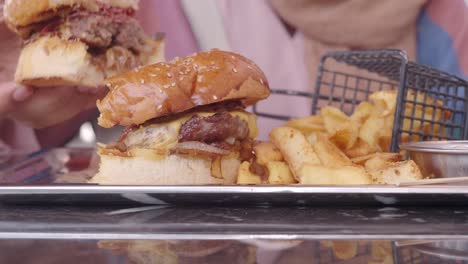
top-left (97, 49), bottom-right (269, 128)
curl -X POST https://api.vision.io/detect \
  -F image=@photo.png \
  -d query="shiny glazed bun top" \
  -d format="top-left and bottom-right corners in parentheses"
top-left (97, 49), bottom-right (270, 128)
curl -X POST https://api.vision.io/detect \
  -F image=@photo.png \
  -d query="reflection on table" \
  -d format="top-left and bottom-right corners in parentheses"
top-left (1, 205), bottom-right (468, 263)
top-left (1, 239), bottom-right (467, 264)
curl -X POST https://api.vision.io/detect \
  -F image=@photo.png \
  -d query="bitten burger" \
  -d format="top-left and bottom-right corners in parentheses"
top-left (4, 0), bottom-right (164, 87)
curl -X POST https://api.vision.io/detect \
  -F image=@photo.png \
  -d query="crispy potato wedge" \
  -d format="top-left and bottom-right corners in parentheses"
top-left (267, 161), bottom-right (296, 184)
top-left (211, 157), bottom-right (223, 179)
top-left (306, 131), bottom-right (329, 145)
top-left (259, 89), bottom-right (440, 187)
top-left (298, 164), bottom-right (371, 185)
top-left (358, 115), bottom-right (385, 151)
top-left (320, 106), bottom-right (349, 134)
top-left (284, 115), bottom-right (326, 134)
top-left (350, 102), bottom-right (374, 124)
top-left (319, 106), bottom-right (359, 150)
top-left (369, 90), bottom-right (397, 116)
top-left (253, 142), bottom-right (283, 166)
top-left (365, 157), bottom-right (423, 185)
top-left (344, 139), bottom-right (376, 158)
top-left (270, 127), bottom-right (321, 180)
top-left (237, 161), bottom-right (262, 185)
top-left (351, 152), bottom-right (402, 166)
top-left (329, 121), bottom-right (359, 150)
top-left (312, 134), bottom-right (352, 167)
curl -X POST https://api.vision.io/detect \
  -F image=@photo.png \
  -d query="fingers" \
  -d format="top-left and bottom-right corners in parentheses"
top-left (0, 82), bottom-right (15, 116)
top-left (12, 85), bottom-right (33, 101)
top-left (0, 82), bottom-right (33, 116)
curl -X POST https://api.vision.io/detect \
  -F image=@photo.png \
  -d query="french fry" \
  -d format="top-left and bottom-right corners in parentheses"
top-left (328, 121), bottom-right (359, 150)
top-left (351, 152), bottom-right (402, 166)
top-left (249, 89), bottom-right (446, 187)
top-left (267, 161), bottom-right (296, 184)
top-left (237, 161), bottom-right (262, 185)
top-left (369, 90), bottom-right (398, 116)
top-left (253, 142), bottom-right (283, 166)
top-left (298, 164), bottom-right (371, 185)
top-left (312, 134), bottom-right (352, 167)
top-left (378, 114), bottom-right (394, 152)
top-left (365, 157), bottom-right (423, 185)
top-left (270, 127), bottom-right (321, 180)
top-left (319, 106), bottom-right (359, 150)
top-left (284, 115), bottom-right (326, 134)
top-left (358, 115), bottom-right (385, 151)
top-left (210, 157), bottom-right (223, 179)
top-left (350, 102), bottom-right (374, 124)
top-left (344, 139), bottom-right (376, 158)
top-left (320, 106), bottom-right (349, 134)
top-left (306, 131), bottom-right (329, 145)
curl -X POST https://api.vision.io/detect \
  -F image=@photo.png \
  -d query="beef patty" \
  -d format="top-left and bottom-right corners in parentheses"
top-left (28, 5), bottom-right (149, 55)
top-left (178, 113), bottom-right (250, 144)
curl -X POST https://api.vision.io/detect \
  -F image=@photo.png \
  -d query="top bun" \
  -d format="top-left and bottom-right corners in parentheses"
top-left (4, 0), bottom-right (139, 35)
top-left (97, 49), bottom-right (270, 128)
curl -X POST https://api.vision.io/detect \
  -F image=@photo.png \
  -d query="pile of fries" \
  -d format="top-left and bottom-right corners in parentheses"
top-left (237, 90), bottom-right (449, 185)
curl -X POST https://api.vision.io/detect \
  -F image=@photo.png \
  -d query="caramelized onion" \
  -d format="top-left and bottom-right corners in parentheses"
top-left (172, 141), bottom-right (230, 156)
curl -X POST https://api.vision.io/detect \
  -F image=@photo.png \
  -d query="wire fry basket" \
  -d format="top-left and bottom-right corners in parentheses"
top-left (253, 49), bottom-right (468, 152)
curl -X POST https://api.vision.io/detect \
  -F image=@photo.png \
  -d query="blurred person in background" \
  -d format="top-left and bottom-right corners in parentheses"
top-left (0, 0), bottom-right (466, 157)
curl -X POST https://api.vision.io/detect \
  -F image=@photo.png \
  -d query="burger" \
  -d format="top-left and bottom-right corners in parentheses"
top-left (3, 0), bottom-right (164, 87)
top-left (90, 49), bottom-right (270, 185)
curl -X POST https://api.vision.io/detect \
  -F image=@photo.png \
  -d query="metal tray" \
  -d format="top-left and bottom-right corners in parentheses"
top-left (1, 148), bottom-right (468, 206)
top-left (1, 205), bottom-right (468, 240)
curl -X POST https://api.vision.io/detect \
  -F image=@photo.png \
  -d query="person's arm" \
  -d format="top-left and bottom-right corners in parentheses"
top-left (270, 0), bottom-right (427, 48)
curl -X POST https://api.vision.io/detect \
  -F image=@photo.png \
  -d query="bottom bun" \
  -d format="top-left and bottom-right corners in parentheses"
top-left (15, 35), bottom-right (164, 87)
top-left (90, 152), bottom-right (240, 185)
top-left (15, 36), bottom-right (105, 87)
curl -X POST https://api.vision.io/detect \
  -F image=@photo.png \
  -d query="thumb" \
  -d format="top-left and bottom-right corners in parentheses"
top-left (0, 82), bottom-right (33, 117)
top-left (0, 82), bottom-right (17, 116)
top-left (12, 85), bottom-right (33, 102)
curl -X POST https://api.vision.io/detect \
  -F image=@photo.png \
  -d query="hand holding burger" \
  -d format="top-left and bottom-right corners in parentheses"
top-left (2, 0), bottom-right (164, 128)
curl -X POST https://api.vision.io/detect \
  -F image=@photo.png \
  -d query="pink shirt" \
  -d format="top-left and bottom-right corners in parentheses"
top-left (141, 0), bottom-right (309, 140)
top-left (137, 0), bottom-right (199, 59)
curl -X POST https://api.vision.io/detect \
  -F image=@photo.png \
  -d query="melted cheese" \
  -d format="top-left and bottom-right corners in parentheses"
top-left (123, 111), bottom-right (258, 150)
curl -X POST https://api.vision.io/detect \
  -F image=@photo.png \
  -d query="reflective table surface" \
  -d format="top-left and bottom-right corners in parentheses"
top-left (1, 205), bottom-right (468, 263)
